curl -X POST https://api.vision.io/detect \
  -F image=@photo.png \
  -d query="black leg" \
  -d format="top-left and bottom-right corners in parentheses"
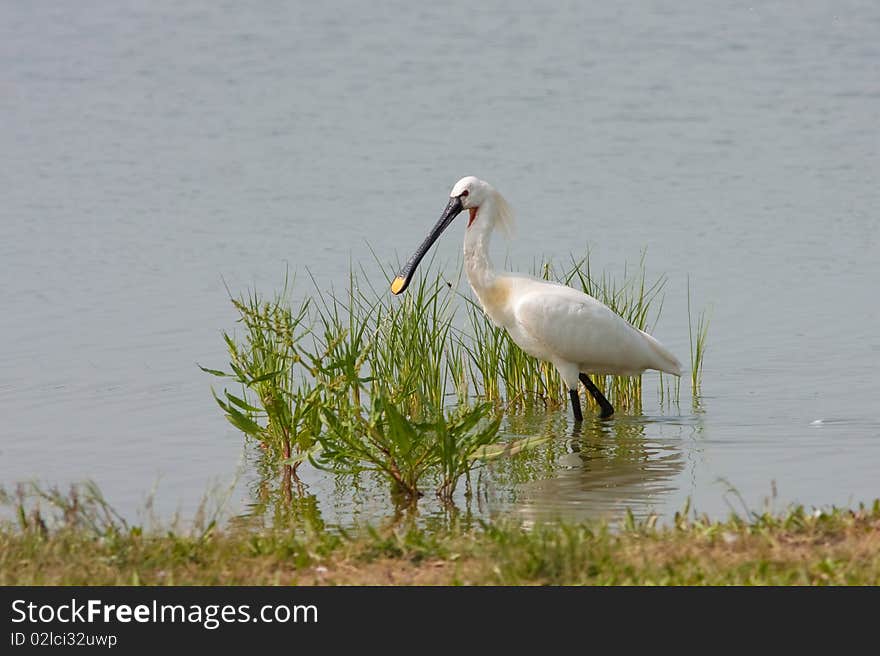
top-left (569, 388), bottom-right (583, 422)
top-left (579, 373), bottom-right (614, 419)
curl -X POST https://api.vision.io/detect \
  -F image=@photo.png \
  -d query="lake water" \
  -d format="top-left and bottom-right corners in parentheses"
top-left (2, 1), bottom-right (878, 527)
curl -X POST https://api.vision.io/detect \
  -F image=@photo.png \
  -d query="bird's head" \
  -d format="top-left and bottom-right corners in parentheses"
top-left (390, 176), bottom-right (513, 295)
top-left (450, 176), bottom-right (489, 210)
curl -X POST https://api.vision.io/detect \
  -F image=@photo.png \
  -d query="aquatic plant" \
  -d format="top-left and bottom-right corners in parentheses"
top-left (199, 284), bottom-right (328, 499)
top-left (431, 402), bottom-right (502, 500)
top-left (687, 277), bottom-right (711, 399)
top-left (202, 249), bottom-right (697, 505)
top-left (315, 393), bottom-right (500, 502)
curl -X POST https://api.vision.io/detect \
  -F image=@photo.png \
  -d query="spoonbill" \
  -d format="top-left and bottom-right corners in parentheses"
top-left (390, 176), bottom-right (682, 420)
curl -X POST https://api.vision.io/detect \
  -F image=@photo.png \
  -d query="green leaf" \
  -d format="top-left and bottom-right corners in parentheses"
top-left (249, 369), bottom-right (285, 384)
top-left (383, 401), bottom-right (417, 455)
top-left (211, 389), bottom-right (231, 413)
top-left (198, 364), bottom-right (229, 377)
top-left (224, 391), bottom-right (261, 414)
top-left (224, 406), bottom-right (263, 437)
top-left (228, 361), bottom-right (248, 382)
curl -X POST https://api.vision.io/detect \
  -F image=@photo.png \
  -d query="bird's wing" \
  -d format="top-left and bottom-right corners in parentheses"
top-left (511, 282), bottom-right (678, 376)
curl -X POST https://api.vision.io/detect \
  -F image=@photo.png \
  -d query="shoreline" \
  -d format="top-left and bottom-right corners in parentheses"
top-left (3, 501), bottom-right (878, 585)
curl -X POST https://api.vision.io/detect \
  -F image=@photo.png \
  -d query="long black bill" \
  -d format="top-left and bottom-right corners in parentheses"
top-left (390, 196), bottom-right (463, 295)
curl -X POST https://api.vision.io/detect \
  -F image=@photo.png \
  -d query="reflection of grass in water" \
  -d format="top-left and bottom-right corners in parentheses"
top-left (489, 413), bottom-right (658, 491)
top-left (487, 411), bottom-right (571, 492)
top-left (485, 415), bottom-right (689, 527)
top-left (492, 413), bottom-right (646, 483)
top-left (577, 419), bottom-right (651, 457)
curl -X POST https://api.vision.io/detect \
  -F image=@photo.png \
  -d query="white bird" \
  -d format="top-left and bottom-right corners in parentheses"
top-left (391, 176), bottom-right (682, 420)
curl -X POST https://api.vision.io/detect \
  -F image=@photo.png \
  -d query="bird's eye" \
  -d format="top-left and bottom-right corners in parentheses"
top-left (460, 190), bottom-right (469, 198)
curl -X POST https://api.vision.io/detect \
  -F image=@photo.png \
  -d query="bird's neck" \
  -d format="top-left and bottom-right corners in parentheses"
top-left (463, 199), bottom-right (498, 294)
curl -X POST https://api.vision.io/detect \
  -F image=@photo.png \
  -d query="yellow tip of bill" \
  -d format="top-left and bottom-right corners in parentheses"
top-left (390, 276), bottom-right (407, 295)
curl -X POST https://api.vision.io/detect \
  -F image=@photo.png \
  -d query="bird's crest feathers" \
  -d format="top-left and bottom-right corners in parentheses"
top-left (492, 188), bottom-right (516, 240)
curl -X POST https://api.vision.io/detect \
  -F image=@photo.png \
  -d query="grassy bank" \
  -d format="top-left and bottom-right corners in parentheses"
top-left (3, 501), bottom-right (878, 585)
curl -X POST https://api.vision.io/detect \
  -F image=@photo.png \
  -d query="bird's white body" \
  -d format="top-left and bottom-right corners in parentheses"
top-left (457, 177), bottom-right (682, 391)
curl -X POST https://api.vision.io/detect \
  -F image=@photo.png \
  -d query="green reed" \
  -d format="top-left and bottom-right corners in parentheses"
top-left (362, 262), bottom-right (460, 415)
top-left (687, 277), bottom-right (710, 398)
top-left (314, 249), bottom-right (667, 418)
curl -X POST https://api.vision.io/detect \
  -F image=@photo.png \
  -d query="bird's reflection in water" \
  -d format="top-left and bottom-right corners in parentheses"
top-left (490, 411), bottom-right (685, 525)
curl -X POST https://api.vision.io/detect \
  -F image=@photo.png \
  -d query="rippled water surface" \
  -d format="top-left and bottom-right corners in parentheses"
top-left (2, 1), bottom-right (879, 526)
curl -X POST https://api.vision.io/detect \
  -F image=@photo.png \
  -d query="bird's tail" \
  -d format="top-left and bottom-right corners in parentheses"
top-left (640, 330), bottom-right (683, 376)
